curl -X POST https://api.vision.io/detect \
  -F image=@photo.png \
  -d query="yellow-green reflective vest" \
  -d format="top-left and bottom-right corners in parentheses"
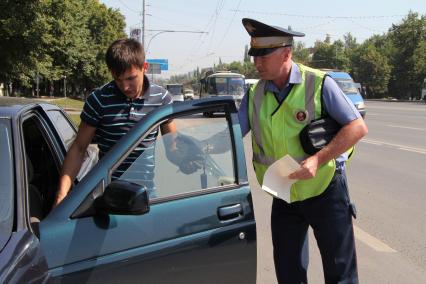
top-left (248, 64), bottom-right (335, 202)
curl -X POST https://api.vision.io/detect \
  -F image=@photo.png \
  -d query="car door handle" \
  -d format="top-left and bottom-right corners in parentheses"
top-left (218, 204), bottom-right (243, 221)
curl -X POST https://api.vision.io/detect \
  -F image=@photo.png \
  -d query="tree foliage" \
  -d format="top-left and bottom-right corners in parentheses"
top-left (2, 7), bottom-right (425, 100)
top-left (0, 0), bottom-right (50, 89)
top-left (387, 12), bottom-right (426, 98)
top-left (351, 43), bottom-right (391, 97)
top-left (0, 0), bottom-right (125, 96)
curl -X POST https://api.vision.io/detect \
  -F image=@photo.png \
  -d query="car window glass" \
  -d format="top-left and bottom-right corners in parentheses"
top-left (46, 110), bottom-right (76, 150)
top-left (0, 119), bottom-right (14, 235)
top-left (117, 114), bottom-right (235, 200)
top-left (336, 80), bottom-right (359, 93)
top-left (23, 116), bottom-right (60, 220)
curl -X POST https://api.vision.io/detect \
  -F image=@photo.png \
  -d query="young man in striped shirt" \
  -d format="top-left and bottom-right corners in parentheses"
top-left (54, 38), bottom-right (177, 207)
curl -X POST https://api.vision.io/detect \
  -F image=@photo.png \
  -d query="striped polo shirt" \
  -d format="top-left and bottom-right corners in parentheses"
top-left (81, 75), bottom-right (172, 182)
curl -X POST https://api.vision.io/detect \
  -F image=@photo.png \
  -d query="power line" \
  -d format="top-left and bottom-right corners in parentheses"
top-left (117, 0), bottom-right (140, 14)
top-left (215, 0), bottom-right (243, 49)
top-left (346, 18), bottom-right (388, 33)
top-left (230, 9), bottom-right (405, 19)
top-left (178, 0), bottom-right (225, 70)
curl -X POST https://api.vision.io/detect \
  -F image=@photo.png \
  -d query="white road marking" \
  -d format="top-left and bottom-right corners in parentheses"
top-left (362, 139), bottom-right (383, 146)
top-left (361, 139), bottom-right (426, 154)
top-left (354, 225), bottom-right (397, 253)
top-left (387, 125), bottom-right (426, 131)
top-left (397, 147), bottom-right (426, 154)
top-left (367, 105), bottom-right (426, 112)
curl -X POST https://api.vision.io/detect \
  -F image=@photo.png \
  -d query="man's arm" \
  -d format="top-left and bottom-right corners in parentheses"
top-left (289, 117), bottom-right (368, 179)
top-left (160, 119), bottom-right (177, 149)
top-left (160, 119), bottom-right (177, 136)
top-left (53, 122), bottom-right (97, 207)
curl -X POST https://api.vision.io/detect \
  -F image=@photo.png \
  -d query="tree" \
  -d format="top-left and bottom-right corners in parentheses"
top-left (292, 41), bottom-right (310, 65)
top-left (244, 45), bottom-right (250, 62)
top-left (0, 0), bottom-right (126, 96)
top-left (351, 43), bottom-right (391, 97)
top-left (387, 11), bottom-right (426, 99)
top-left (86, 1), bottom-right (126, 89)
top-left (343, 33), bottom-right (358, 51)
top-left (413, 39), bottom-right (426, 97)
top-left (0, 0), bottom-right (51, 92)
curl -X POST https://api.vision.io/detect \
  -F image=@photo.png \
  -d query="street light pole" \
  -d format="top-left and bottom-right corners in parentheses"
top-left (142, 0), bottom-right (146, 48)
top-left (146, 29), bottom-right (207, 55)
top-left (63, 75), bottom-right (67, 98)
top-left (36, 71), bottom-right (40, 98)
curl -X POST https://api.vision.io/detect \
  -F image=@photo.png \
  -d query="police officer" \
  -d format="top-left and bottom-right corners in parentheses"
top-left (238, 18), bottom-right (368, 283)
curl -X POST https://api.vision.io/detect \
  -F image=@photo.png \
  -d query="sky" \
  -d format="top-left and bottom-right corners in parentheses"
top-left (100, 0), bottom-right (426, 78)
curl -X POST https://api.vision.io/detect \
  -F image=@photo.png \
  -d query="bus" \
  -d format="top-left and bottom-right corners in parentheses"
top-left (199, 71), bottom-right (245, 117)
top-left (244, 79), bottom-right (259, 92)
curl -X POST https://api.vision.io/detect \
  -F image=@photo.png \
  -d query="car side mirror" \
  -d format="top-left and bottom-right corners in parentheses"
top-left (95, 180), bottom-right (150, 215)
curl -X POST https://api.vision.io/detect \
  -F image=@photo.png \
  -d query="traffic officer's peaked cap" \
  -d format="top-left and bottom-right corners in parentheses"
top-left (242, 18), bottom-right (305, 56)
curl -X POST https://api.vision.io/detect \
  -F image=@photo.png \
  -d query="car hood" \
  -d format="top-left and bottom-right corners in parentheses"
top-left (345, 93), bottom-right (364, 105)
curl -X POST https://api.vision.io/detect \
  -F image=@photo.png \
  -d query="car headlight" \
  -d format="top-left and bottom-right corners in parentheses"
top-left (356, 102), bottom-right (365, 109)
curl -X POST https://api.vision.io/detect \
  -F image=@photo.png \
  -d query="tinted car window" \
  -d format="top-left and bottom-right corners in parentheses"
top-left (46, 110), bottom-right (76, 150)
top-left (0, 119), bottom-right (14, 238)
top-left (118, 115), bottom-right (235, 200)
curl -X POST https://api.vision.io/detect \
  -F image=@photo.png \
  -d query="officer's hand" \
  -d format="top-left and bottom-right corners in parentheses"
top-left (288, 156), bottom-right (319, 180)
top-left (172, 135), bottom-right (204, 174)
top-left (178, 156), bottom-right (203, 174)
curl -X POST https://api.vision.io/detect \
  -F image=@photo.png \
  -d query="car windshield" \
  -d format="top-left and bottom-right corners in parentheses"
top-left (0, 119), bottom-right (14, 239)
top-left (335, 80), bottom-right (359, 94)
top-left (212, 77), bottom-right (244, 96)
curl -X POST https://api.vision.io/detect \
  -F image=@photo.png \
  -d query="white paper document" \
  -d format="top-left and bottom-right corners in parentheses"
top-left (261, 155), bottom-right (300, 202)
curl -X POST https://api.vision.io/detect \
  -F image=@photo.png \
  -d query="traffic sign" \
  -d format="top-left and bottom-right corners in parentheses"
top-left (147, 63), bottom-right (161, 74)
top-left (146, 59), bottom-right (168, 71)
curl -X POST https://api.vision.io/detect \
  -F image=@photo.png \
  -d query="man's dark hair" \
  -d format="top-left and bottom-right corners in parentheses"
top-left (105, 38), bottom-right (145, 76)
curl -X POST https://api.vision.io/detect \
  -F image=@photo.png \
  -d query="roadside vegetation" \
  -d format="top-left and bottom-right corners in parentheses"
top-left (44, 98), bottom-right (83, 126)
top-left (169, 12), bottom-right (426, 100)
top-left (1, 3), bottom-right (424, 100)
top-left (48, 98), bottom-right (84, 110)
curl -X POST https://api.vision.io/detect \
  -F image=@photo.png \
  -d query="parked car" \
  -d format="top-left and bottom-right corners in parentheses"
top-left (0, 97), bottom-right (256, 283)
top-left (183, 89), bottom-right (195, 100)
top-left (322, 70), bottom-right (366, 117)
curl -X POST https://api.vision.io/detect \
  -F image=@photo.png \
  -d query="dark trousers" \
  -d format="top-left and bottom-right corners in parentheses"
top-left (271, 171), bottom-right (358, 284)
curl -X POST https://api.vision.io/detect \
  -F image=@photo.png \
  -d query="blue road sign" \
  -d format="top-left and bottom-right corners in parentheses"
top-left (146, 59), bottom-right (168, 71)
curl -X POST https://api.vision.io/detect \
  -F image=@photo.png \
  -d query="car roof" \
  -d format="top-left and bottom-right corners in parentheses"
top-left (321, 69), bottom-right (353, 80)
top-left (0, 97), bottom-right (60, 117)
top-left (208, 72), bottom-right (244, 78)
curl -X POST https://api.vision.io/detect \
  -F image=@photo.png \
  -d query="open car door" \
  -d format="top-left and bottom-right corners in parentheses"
top-left (39, 97), bottom-right (256, 284)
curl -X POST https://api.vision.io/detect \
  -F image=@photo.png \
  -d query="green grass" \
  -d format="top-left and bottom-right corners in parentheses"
top-left (45, 97), bottom-right (84, 110)
top-left (69, 114), bottom-right (81, 127)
